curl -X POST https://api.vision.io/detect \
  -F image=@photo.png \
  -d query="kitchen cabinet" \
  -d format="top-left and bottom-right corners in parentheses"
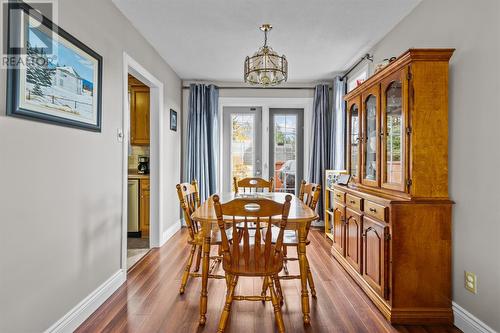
top-left (140, 179), bottom-right (150, 238)
top-left (130, 85), bottom-right (150, 145)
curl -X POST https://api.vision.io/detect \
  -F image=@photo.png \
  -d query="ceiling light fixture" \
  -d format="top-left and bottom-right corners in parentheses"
top-left (244, 24), bottom-right (288, 86)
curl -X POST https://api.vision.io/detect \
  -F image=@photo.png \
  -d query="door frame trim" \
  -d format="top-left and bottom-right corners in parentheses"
top-left (219, 97), bottom-right (313, 193)
top-left (121, 52), bottom-right (165, 270)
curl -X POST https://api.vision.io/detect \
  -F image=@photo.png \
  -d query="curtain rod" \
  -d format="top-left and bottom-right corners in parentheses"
top-left (182, 86), bottom-right (332, 90)
top-left (340, 53), bottom-right (374, 81)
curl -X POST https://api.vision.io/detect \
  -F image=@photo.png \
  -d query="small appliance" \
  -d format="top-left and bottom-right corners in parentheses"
top-left (137, 156), bottom-right (149, 174)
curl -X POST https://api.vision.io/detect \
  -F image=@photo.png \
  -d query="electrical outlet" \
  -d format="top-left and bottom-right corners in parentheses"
top-left (464, 271), bottom-right (477, 294)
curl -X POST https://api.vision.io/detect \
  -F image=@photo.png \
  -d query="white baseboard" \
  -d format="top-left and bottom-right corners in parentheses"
top-left (453, 302), bottom-right (497, 333)
top-left (45, 269), bottom-right (126, 333)
top-left (160, 219), bottom-right (181, 246)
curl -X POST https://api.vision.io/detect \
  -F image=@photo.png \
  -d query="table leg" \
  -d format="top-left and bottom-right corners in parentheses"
top-left (199, 232), bottom-right (211, 325)
top-left (298, 225), bottom-right (311, 325)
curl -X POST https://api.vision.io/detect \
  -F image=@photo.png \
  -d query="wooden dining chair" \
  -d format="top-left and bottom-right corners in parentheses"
top-left (265, 180), bottom-right (321, 300)
top-left (213, 194), bottom-right (292, 333)
top-left (176, 180), bottom-right (226, 294)
top-left (233, 177), bottom-right (274, 193)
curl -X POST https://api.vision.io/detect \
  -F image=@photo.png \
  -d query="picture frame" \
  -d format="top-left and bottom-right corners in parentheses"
top-left (170, 109), bottom-right (177, 131)
top-left (337, 174), bottom-right (351, 186)
top-left (6, 1), bottom-right (103, 131)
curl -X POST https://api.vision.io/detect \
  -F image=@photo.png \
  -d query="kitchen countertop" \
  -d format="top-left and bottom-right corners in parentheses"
top-left (128, 170), bottom-right (150, 180)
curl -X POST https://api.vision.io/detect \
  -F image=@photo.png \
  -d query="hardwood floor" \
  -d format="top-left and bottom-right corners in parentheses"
top-left (76, 228), bottom-right (461, 333)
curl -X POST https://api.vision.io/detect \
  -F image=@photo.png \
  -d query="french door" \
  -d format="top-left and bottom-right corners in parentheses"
top-left (222, 107), bottom-right (304, 194)
top-left (222, 107), bottom-right (262, 192)
top-left (269, 108), bottom-right (303, 194)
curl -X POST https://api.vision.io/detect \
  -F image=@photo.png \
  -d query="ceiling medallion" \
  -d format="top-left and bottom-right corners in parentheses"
top-left (244, 24), bottom-right (288, 86)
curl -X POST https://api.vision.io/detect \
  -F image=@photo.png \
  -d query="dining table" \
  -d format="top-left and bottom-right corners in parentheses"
top-left (190, 191), bottom-right (319, 326)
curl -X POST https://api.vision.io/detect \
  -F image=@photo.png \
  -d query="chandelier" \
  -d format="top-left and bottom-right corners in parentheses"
top-left (244, 24), bottom-right (288, 86)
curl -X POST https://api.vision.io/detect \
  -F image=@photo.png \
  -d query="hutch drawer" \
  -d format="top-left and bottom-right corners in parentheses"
top-left (364, 200), bottom-right (387, 222)
top-left (334, 189), bottom-right (346, 203)
top-left (346, 194), bottom-right (363, 211)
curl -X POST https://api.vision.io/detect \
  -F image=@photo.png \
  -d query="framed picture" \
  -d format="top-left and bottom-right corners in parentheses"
top-left (170, 109), bottom-right (177, 131)
top-left (6, 2), bottom-right (103, 131)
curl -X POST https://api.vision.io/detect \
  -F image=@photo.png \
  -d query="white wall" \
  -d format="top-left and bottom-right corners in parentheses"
top-left (0, 1), bottom-right (181, 332)
top-left (370, 0), bottom-right (500, 331)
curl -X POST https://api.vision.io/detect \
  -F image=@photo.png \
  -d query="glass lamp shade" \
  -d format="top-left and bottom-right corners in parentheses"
top-left (244, 46), bottom-right (288, 86)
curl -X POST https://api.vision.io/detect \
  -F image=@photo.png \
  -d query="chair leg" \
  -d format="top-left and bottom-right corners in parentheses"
top-left (269, 276), bottom-right (286, 333)
top-left (274, 274), bottom-right (284, 305)
top-left (179, 244), bottom-right (196, 294)
top-left (261, 277), bottom-right (269, 303)
top-left (282, 246), bottom-right (289, 275)
top-left (217, 275), bottom-right (238, 333)
top-left (306, 257), bottom-right (317, 298)
top-left (194, 245), bottom-right (202, 272)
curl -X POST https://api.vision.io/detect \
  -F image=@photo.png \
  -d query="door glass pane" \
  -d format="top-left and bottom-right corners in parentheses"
top-left (273, 114), bottom-right (297, 193)
top-left (231, 114), bottom-right (254, 180)
top-left (364, 95), bottom-right (377, 181)
top-left (350, 104), bottom-right (359, 179)
top-left (385, 81), bottom-right (403, 184)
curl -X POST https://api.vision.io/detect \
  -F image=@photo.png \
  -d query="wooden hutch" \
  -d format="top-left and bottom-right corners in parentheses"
top-left (328, 49), bottom-right (454, 324)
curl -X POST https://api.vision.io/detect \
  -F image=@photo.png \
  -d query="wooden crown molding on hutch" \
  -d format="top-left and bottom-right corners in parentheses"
top-left (328, 48), bottom-right (455, 326)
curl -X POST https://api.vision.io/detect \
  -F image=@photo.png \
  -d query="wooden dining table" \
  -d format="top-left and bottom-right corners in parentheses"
top-left (191, 192), bottom-right (319, 326)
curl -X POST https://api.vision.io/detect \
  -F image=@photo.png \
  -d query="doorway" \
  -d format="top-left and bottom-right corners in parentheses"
top-left (222, 106), bottom-right (304, 194)
top-left (121, 53), bottom-right (165, 272)
top-left (126, 74), bottom-right (150, 269)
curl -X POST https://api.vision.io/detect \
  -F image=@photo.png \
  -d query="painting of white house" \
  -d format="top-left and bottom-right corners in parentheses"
top-left (17, 18), bottom-right (100, 128)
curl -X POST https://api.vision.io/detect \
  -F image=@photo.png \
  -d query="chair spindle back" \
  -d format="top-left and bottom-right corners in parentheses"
top-left (176, 180), bottom-right (201, 241)
top-left (298, 180), bottom-right (321, 210)
top-left (213, 195), bottom-right (291, 275)
top-left (233, 177), bottom-right (274, 193)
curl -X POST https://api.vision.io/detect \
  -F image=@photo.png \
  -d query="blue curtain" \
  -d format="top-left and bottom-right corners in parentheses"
top-left (308, 84), bottom-right (330, 220)
top-left (187, 84), bottom-right (219, 202)
top-left (330, 76), bottom-right (346, 170)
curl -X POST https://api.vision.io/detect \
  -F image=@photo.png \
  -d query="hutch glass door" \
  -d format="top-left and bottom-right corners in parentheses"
top-left (362, 87), bottom-right (380, 187)
top-left (382, 73), bottom-right (406, 191)
top-left (348, 100), bottom-right (360, 183)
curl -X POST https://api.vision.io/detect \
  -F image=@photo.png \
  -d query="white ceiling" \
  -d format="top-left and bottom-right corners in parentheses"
top-left (112, 0), bottom-right (421, 83)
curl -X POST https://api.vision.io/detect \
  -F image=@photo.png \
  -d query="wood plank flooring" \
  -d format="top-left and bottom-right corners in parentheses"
top-left (76, 228), bottom-right (461, 333)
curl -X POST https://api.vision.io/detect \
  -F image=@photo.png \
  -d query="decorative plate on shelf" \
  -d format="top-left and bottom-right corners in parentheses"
top-left (325, 170), bottom-right (348, 189)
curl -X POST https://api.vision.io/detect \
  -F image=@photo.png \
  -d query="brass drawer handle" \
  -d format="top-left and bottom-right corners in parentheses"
top-left (350, 200), bottom-right (356, 204)
top-left (336, 194), bottom-right (342, 198)
top-left (369, 208), bottom-right (377, 213)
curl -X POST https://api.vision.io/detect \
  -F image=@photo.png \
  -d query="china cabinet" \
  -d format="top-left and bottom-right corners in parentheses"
top-left (330, 49), bottom-right (454, 325)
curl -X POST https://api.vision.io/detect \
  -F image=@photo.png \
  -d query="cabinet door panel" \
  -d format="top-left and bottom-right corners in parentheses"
top-left (347, 96), bottom-right (361, 184)
top-left (140, 179), bottom-right (150, 238)
top-left (362, 216), bottom-right (389, 298)
top-left (332, 202), bottom-right (346, 256)
top-left (381, 69), bottom-right (407, 192)
top-left (131, 86), bottom-right (150, 145)
top-left (345, 208), bottom-right (362, 273)
top-left (361, 85), bottom-right (380, 187)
